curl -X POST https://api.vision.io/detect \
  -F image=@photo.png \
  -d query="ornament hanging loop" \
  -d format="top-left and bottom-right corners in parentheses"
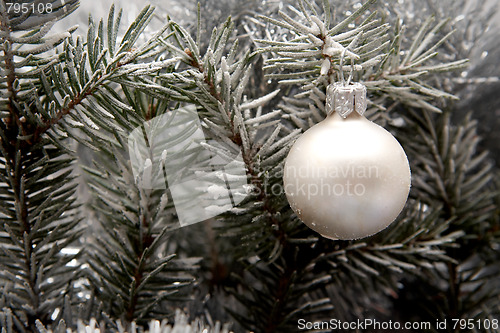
top-left (338, 48), bottom-right (355, 86)
top-left (339, 48), bottom-right (346, 84)
top-left (346, 56), bottom-right (355, 86)
top-left (328, 45), bottom-right (366, 118)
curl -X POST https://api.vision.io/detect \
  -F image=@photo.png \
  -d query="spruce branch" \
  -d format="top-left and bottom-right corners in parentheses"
top-left (148, 14), bottom-right (342, 330)
top-left (1, 3), bottom-right (196, 330)
top-left (257, 0), bottom-right (468, 122)
top-left (391, 108), bottom-right (499, 323)
top-left (74, 81), bottom-right (199, 327)
top-left (0, 0), bottom-right (78, 138)
top-left (402, 110), bottom-right (494, 230)
top-left (58, 8), bottom-right (204, 323)
top-left (81, 90), bottom-right (198, 328)
top-left (33, 308), bottom-right (233, 333)
top-left (32, 5), bottom-right (179, 143)
top-left (153, 3), bottom-right (476, 329)
top-left (367, 16), bottom-right (468, 113)
top-left (219, 1), bottom-right (495, 328)
top-left (1, 1), bottom-right (84, 329)
top-left (227, 250), bottom-right (333, 332)
top-left (1, 0), bottom-right (498, 330)
top-left (0, 137), bottom-right (83, 330)
top-left (153, 15), bottom-right (301, 261)
top-left (256, 0), bottom-right (382, 87)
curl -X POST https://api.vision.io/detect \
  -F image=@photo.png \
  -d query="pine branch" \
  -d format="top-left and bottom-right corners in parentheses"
top-left (83, 119), bottom-right (198, 327)
top-left (367, 16), bottom-right (468, 113)
top-left (58, 9), bottom-right (203, 323)
top-left (33, 309), bottom-right (233, 333)
top-left (257, 0), bottom-right (468, 123)
top-left (391, 109), bottom-right (499, 323)
top-left (256, 0), bottom-right (381, 87)
top-left (31, 5), bottom-right (179, 143)
top-left (0, 136), bottom-right (83, 330)
top-left (2, 0), bottom-right (498, 330)
top-left (0, 0), bottom-right (77, 139)
top-left (1, 1), bottom-right (84, 330)
top-left (227, 250), bottom-right (333, 332)
top-left (152, 15), bottom-right (300, 262)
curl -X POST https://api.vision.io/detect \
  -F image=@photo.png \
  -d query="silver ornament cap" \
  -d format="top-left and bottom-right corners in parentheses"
top-left (326, 82), bottom-right (367, 118)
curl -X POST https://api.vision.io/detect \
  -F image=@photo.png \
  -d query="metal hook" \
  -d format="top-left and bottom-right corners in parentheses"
top-left (346, 58), bottom-right (355, 85)
top-left (339, 48), bottom-right (346, 85)
top-left (339, 47), bottom-right (355, 86)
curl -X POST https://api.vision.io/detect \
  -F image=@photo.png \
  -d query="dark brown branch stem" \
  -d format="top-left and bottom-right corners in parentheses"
top-left (32, 58), bottom-right (131, 142)
top-left (0, 13), bottom-right (43, 329)
top-left (33, 88), bottom-right (93, 142)
top-left (185, 49), bottom-right (295, 332)
top-left (126, 207), bottom-right (155, 324)
top-left (264, 265), bottom-right (295, 333)
top-left (0, 12), bottom-right (27, 135)
top-left (185, 49), bottom-right (286, 243)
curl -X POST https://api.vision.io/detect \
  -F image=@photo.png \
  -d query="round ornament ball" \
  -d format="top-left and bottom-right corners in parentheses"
top-left (283, 83), bottom-right (411, 240)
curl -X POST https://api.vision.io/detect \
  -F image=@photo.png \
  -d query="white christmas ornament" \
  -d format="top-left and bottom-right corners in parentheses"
top-left (283, 83), bottom-right (411, 240)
